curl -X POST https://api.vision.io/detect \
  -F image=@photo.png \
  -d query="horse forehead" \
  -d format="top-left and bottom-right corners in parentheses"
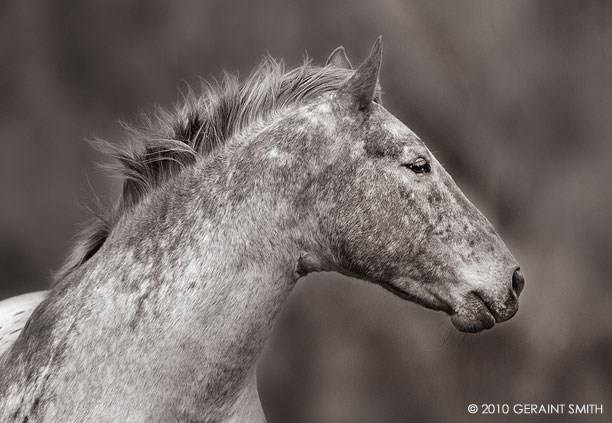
top-left (379, 110), bottom-right (418, 140)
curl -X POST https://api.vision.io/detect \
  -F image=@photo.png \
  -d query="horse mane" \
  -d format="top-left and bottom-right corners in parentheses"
top-left (55, 56), bottom-right (365, 283)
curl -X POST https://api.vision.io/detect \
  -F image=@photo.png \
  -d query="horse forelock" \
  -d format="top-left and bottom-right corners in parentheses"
top-left (54, 56), bottom-right (378, 284)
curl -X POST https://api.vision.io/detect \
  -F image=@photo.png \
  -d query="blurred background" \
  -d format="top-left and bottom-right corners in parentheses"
top-left (1, 1), bottom-right (611, 422)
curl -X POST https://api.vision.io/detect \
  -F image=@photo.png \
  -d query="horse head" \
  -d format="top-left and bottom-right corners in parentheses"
top-left (298, 38), bottom-right (524, 333)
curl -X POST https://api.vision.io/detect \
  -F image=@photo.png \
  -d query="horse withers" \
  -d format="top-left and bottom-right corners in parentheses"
top-left (0, 38), bottom-right (524, 422)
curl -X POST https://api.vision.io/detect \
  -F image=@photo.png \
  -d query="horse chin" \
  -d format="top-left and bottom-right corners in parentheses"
top-left (450, 309), bottom-right (496, 333)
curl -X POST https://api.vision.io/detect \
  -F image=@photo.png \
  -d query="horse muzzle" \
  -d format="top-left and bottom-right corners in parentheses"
top-left (450, 267), bottom-right (525, 333)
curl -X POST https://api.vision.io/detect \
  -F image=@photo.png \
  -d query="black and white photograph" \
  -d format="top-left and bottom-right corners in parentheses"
top-left (0, 1), bottom-right (610, 422)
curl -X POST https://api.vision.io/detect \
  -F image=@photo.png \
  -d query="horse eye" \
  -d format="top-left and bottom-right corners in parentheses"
top-left (404, 158), bottom-right (430, 174)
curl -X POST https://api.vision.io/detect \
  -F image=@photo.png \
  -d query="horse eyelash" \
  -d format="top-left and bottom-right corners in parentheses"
top-left (403, 158), bottom-right (431, 174)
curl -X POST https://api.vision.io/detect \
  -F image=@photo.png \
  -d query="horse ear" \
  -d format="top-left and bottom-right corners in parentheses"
top-left (326, 46), bottom-right (353, 69)
top-left (339, 36), bottom-right (382, 111)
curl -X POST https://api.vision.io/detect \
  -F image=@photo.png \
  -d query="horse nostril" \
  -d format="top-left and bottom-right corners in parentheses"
top-left (512, 268), bottom-right (525, 297)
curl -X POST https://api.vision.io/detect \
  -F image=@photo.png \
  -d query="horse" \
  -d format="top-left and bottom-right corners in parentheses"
top-left (0, 38), bottom-right (525, 422)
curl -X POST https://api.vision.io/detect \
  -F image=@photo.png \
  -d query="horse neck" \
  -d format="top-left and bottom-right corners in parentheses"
top-left (73, 105), bottom-right (327, 419)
